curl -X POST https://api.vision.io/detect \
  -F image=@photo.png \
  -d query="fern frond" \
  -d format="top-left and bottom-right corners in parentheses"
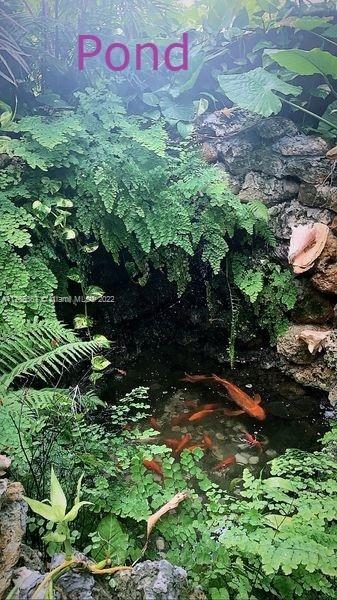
top-left (1, 339), bottom-right (102, 388)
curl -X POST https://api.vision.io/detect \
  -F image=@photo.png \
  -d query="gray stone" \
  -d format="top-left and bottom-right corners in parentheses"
top-left (298, 183), bottom-right (337, 212)
top-left (238, 171), bottom-right (299, 205)
top-left (256, 118), bottom-right (299, 140)
top-left (277, 325), bottom-right (316, 365)
top-left (272, 134), bottom-right (330, 157)
top-left (114, 560), bottom-right (188, 600)
top-left (268, 200), bottom-right (333, 239)
top-left (199, 107), bottom-right (262, 138)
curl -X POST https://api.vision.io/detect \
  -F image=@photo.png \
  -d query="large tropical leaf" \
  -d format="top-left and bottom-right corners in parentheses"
top-left (94, 514), bottom-right (129, 563)
top-left (218, 68), bottom-right (302, 117)
top-left (265, 48), bottom-right (337, 79)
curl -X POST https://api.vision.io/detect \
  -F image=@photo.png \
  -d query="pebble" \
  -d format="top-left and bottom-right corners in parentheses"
top-left (156, 537), bottom-right (165, 551)
top-left (248, 456), bottom-right (259, 465)
top-left (215, 433), bottom-right (225, 440)
top-left (265, 449), bottom-right (277, 458)
top-left (235, 453), bottom-right (249, 465)
top-left (171, 426), bottom-right (181, 432)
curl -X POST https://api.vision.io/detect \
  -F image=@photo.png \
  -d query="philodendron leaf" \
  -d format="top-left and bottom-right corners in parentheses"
top-left (50, 467), bottom-right (67, 516)
top-left (265, 48), bottom-right (337, 79)
top-left (73, 314), bottom-right (92, 329)
top-left (23, 497), bottom-right (63, 522)
top-left (64, 501), bottom-right (93, 522)
top-left (218, 68), bottom-right (302, 117)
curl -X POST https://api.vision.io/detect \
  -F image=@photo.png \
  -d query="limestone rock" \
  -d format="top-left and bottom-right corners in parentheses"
top-left (278, 356), bottom-right (336, 393)
top-left (268, 200), bottom-right (333, 240)
top-left (238, 172), bottom-right (299, 205)
top-left (272, 134), bottom-right (330, 157)
top-left (0, 481), bottom-right (27, 598)
top-left (298, 184), bottom-right (337, 212)
top-left (292, 279), bottom-right (334, 325)
top-left (199, 107), bottom-right (262, 138)
top-left (311, 232), bottom-right (337, 294)
top-left (277, 325), bottom-right (317, 365)
top-left (255, 117), bottom-right (298, 140)
top-left (113, 560), bottom-right (187, 600)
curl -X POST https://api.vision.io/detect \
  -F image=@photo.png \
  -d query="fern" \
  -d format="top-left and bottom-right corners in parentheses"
top-left (0, 320), bottom-right (103, 388)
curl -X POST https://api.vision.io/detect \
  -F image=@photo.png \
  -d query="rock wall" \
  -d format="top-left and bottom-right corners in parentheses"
top-left (199, 108), bottom-right (337, 401)
top-left (0, 456), bottom-right (27, 598)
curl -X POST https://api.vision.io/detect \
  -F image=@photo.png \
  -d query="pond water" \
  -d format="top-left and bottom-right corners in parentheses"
top-left (101, 343), bottom-right (330, 481)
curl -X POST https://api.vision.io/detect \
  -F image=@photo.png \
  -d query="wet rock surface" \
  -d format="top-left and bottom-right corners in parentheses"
top-left (113, 560), bottom-right (188, 600)
top-left (0, 466), bottom-right (27, 598)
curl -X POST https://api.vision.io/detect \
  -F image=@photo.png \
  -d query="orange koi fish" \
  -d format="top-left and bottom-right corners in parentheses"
top-left (213, 454), bottom-right (236, 471)
top-left (245, 432), bottom-right (265, 452)
top-left (189, 410), bottom-right (214, 422)
top-left (183, 373), bottom-right (266, 421)
top-left (143, 459), bottom-right (164, 478)
top-left (149, 417), bottom-right (160, 430)
top-left (202, 434), bottom-right (213, 449)
top-left (164, 438), bottom-right (180, 450)
top-left (175, 433), bottom-right (192, 455)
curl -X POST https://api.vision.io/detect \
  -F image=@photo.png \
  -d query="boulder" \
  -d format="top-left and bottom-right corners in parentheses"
top-left (298, 184), bottom-right (337, 212)
top-left (238, 171), bottom-right (299, 205)
top-left (113, 560), bottom-right (188, 600)
top-left (277, 325), bottom-right (318, 365)
top-left (268, 200), bottom-right (333, 240)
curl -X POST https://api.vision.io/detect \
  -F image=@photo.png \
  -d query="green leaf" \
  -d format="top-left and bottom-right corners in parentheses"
top-left (218, 68), bottom-right (302, 117)
top-left (83, 243), bottom-right (99, 253)
top-left (23, 497), bottom-right (63, 522)
top-left (177, 121), bottom-right (194, 138)
top-left (264, 514), bottom-right (293, 530)
top-left (86, 286), bottom-right (105, 301)
top-left (56, 198), bottom-right (73, 208)
top-left (264, 477), bottom-right (297, 491)
top-left (91, 355), bottom-right (111, 371)
top-left (95, 514), bottom-right (129, 563)
top-left (64, 501), bottom-right (92, 522)
top-left (43, 531), bottom-right (66, 543)
top-left (142, 93), bottom-right (160, 107)
top-left (63, 228), bottom-right (76, 240)
top-left (50, 467), bottom-right (67, 516)
top-left (73, 314), bottom-right (92, 329)
top-left (265, 48), bottom-right (337, 79)
top-left (32, 200), bottom-right (51, 216)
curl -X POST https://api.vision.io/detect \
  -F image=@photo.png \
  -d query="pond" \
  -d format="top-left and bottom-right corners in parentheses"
top-left (100, 343), bottom-right (331, 482)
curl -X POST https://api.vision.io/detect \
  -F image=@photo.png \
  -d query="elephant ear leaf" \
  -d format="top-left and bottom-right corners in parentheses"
top-left (265, 48), bottom-right (337, 79)
top-left (218, 68), bottom-right (302, 117)
top-left (94, 514), bottom-right (129, 563)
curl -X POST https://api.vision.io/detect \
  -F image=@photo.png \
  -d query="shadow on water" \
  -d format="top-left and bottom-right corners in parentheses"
top-left (100, 342), bottom-right (330, 479)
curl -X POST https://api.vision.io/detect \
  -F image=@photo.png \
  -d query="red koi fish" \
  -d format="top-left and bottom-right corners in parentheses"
top-left (164, 438), bottom-right (180, 450)
top-left (245, 432), bottom-right (265, 452)
top-left (149, 417), bottom-right (160, 430)
top-left (143, 459), bottom-right (164, 478)
top-left (189, 410), bottom-right (214, 422)
top-left (175, 433), bottom-right (192, 455)
top-left (203, 434), bottom-right (213, 449)
top-left (181, 374), bottom-right (212, 383)
top-left (213, 455), bottom-right (236, 471)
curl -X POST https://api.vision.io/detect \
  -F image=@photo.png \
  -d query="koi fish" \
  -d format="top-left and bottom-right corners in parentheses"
top-left (212, 375), bottom-right (266, 421)
top-left (213, 455), bottom-right (236, 471)
top-left (245, 432), bottom-right (265, 452)
top-left (175, 433), bottom-right (192, 455)
top-left (143, 459), bottom-right (163, 478)
top-left (164, 438), bottom-right (180, 450)
top-left (182, 373), bottom-right (266, 420)
top-left (202, 434), bottom-right (213, 449)
top-left (188, 410), bottom-right (214, 422)
top-left (149, 417), bottom-right (160, 430)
